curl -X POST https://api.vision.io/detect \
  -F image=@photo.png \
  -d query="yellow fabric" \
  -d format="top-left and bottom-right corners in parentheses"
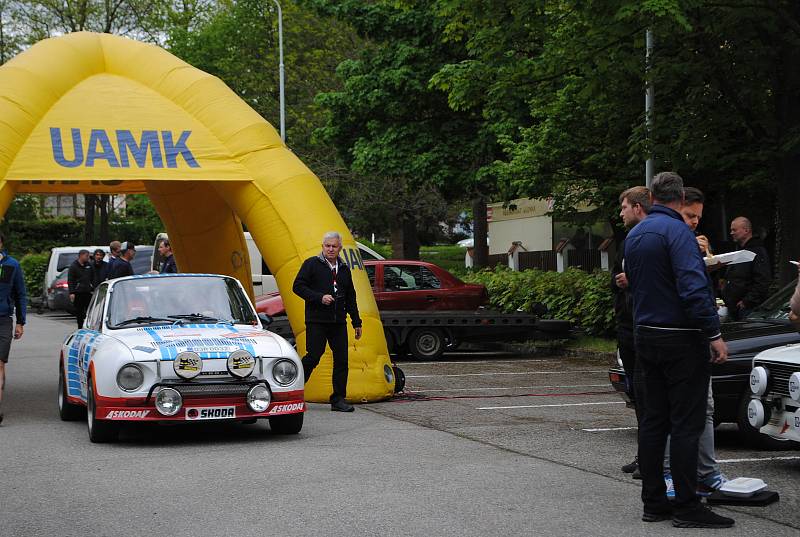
top-left (0, 32), bottom-right (393, 402)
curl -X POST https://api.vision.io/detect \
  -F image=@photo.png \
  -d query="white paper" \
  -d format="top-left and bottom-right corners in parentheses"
top-left (704, 249), bottom-right (757, 266)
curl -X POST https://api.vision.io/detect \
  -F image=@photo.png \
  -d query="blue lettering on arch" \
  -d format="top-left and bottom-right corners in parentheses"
top-left (50, 128), bottom-right (83, 168)
top-left (85, 129), bottom-right (120, 168)
top-left (117, 130), bottom-right (163, 168)
top-left (162, 130), bottom-right (199, 168)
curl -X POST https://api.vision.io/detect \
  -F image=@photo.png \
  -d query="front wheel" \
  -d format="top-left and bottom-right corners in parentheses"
top-left (408, 328), bottom-right (445, 360)
top-left (269, 412), bottom-right (303, 435)
top-left (736, 393), bottom-right (799, 450)
top-left (87, 380), bottom-right (118, 443)
top-left (58, 365), bottom-right (84, 421)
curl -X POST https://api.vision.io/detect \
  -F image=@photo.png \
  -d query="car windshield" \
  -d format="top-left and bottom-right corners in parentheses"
top-left (107, 276), bottom-right (257, 328)
top-left (745, 278), bottom-right (797, 321)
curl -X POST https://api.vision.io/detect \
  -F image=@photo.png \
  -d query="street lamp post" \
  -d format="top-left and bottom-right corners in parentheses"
top-left (645, 28), bottom-right (654, 188)
top-left (272, 0), bottom-right (285, 142)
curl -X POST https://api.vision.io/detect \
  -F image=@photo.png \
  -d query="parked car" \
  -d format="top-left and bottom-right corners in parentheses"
top-left (747, 344), bottom-right (800, 445)
top-left (46, 268), bottom-right (74, 313)
top-left (608, 279), bottom-right (800, 449)
top-left (256, 259), bottom-right (489, 315)
top-left (57, 273), bottom-right (305, 443)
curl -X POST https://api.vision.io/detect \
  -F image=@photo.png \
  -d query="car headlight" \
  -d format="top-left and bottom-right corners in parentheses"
top-left (747, 398), bottom-right (768, 428)
top-left (117, 364), bottom-right (144, 391)
top-left (272, 359), bottom-right (298, 386)
top-left (155, 387), bottom-right (182, 416)
top-left (750, 366), bottom-right (769, 396)
top-left (174, 351), bottom-right (202, 380)
top-left (789, 372), bottom-right (800, 402)
top-left (227, 350), bottom-right (255, 378)
top-left (247, 384), bottom-right (271, 412)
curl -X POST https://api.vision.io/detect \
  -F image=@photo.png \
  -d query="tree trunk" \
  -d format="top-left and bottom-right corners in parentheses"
top-left (389, 212), bottom-right (420, 259)
top-left (84, 194), bottom-right (96, 243)
top-left (99, 195), bottom-right (109, 243)
top-left (472, 197), bottom-right (488, 268)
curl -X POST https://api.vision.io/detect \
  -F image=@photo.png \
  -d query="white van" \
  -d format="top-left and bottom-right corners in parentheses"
top-left (42, 244), bottom-right (155, 307)
top-left (153, 232), bottom-right (385, 295)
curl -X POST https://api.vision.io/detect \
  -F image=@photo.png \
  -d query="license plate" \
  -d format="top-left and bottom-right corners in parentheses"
top-left (185, 406), bottom-right (236, 420)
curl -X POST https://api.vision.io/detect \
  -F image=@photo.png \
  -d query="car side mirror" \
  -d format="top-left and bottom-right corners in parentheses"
top-left (258, 312), bottom-right (273, 328)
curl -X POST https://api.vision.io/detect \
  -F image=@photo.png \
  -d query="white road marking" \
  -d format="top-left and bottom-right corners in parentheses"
top-left (406, 370), bottom-right (607, 379)
top-left (581, 426), bottom-right (638, 432)
top-left (717, 456), bottom-right (800, 464)
top-left (415, 384), bottom-right (610, 393)
top-left (478, 401), bottom-right (626, 410)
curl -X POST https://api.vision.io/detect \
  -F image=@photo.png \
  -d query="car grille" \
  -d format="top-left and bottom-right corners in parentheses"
top-left (753, 360), bottom-right (799, 398)
top-left (174, 383), bottom-right (252, 397)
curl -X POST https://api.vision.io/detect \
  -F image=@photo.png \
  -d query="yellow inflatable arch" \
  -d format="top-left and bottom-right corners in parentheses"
top-left (0, 32), bottom-right (393, 402)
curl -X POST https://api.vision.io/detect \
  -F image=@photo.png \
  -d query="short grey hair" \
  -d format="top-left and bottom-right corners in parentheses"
top-left (651, 172), bottom-right (685, 204)
top-left (322, 231), bottom-right (342, 244)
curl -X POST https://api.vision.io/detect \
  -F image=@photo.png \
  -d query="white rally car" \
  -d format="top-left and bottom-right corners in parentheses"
top-left (747, 344), bottom-right (800, 444)
top-left (57, 273), bottom-right (305, 442)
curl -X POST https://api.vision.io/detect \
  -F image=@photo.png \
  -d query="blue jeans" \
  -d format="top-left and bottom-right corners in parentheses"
top-left (634, 326), bottom-right (710, 515)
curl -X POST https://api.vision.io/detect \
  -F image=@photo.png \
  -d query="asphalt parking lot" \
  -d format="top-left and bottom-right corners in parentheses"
top-left (2, 311), bottom-right (797, 536)
top-left (372, 350), bottom-right (800, 531)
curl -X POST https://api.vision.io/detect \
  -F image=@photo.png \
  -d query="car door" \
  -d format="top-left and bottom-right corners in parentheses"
top-left (378, 263), bottom-right (444, 310)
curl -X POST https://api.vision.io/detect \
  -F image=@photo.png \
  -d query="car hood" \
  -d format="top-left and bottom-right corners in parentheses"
top-left (754, 343), bottom-right (800, 366)
top-left (721, 319), bottom-right (798, 342)
top-left (109, 324), bottom-right (287, 361)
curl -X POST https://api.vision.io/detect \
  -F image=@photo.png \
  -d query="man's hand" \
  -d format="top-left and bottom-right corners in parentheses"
top-left (696, 235), bottom-right (711, 255)
top-left (321, 294), bottom-right (335, 305)
top-left (14, 324), bottom-right (23, 340)
top-left (69, 293), bottom-right (75, 303)
top-left (354, 327), bottom-right (362, 340)
top-left (710, 338), bottom-right (728, 364)
top-left (736, 300), bottom-right (746, 311)
top-left (614, 273), bottom-right (628, 289)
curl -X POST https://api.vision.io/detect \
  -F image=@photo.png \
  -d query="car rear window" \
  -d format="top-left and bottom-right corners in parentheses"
top-left (57, 253), bottom-right (78, 271)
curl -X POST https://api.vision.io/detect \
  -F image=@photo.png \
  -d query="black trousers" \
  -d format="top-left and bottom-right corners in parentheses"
top-left (617, 335), bottom-right (642, 429)
top-left (302, 322), bottom-right (349, 403)
top-left (634, 326), bottom-right (710, 515)
top-left (73, 292), bottom-right (92, 329)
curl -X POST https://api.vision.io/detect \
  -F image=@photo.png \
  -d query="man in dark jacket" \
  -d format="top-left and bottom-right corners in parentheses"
top-left (721, 216), bottom-right (771, 320)
top-left (293, 231), bottom-right (362, 412)
top-left (90, 248), bottom-right (107, 289)
top-left (158, 239), bottom-right (177, 273)
top-left (625, 172), bottom-right (733, 528)
top-left (0, 233), bottom-right (26, 425)
top-left (108, 242), bottom-right (135, 280)
top-left (68, 249), bottom-right (93, 329)
top-left (613, 185), bottom-right (650, 475)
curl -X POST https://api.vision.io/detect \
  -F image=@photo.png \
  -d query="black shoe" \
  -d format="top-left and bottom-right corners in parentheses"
top-left (642, 508), bottom-right (672, 523)
top-left (331, 400), bottom-right (354, 412)
top-left (0, 412), bottom-right (3, 425)
top-left (632, 468), bottom-right (642, 480)
top-left (621, 456), bottom-right (638, 473)
top-left (672, 505), bottom-right (735, 528)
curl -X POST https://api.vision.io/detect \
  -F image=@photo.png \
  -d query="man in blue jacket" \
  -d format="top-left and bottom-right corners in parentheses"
top-left (0, 234), bottom-right (26, 425)
top-left (293, 231), bottom-right (362, 412)
top-left (625, 172), bottom-right (733, 528)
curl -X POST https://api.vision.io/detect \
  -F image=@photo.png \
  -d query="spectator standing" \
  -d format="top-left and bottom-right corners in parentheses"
top-left (106, 240), bottom-right (121, 280)
top-left (90, 248), bottom-right (107, 289)
top-left (159, 239), bottom-right (178, 273)
top-left (612, 186), bottom-right (650, 475)
top-left (68, 249), bottom-right (93, 329)
top-left (722, 217), bottom-right (772, 320)
top-left (108, 242), bottom-right (135, 280)
top-left (293, 231), bottom-right (362, 412)
top-left (0, 233), bottom-right (26, 425)
top-left (625, 172), bottom-right (733, 528)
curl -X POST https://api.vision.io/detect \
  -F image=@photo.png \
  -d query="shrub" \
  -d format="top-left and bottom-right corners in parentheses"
top-left (19, 252), bottom-right (49, 300)
top-left (462, 267), bottom-right (615, 336)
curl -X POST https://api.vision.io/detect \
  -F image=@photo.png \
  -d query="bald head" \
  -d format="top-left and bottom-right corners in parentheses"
top-left (730, 216), bottom-right (753, 246)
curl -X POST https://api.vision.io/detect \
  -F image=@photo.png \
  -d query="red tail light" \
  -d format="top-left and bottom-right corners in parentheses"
top-left (55, 281), bottom-right (69, 289)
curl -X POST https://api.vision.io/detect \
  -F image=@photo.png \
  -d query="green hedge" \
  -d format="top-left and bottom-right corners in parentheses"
top-left (19, 252), bottom-right (49, 299)
top-left (462, 266), bottom-right (615, 336)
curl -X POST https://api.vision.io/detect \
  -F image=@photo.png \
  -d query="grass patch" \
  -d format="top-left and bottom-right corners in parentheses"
top-left (419, 245), bottom-right (466, 272)
top-left (564, 335), bottom-right (617, 354)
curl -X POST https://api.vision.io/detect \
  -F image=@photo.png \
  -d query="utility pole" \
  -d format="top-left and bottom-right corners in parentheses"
top-left (645, 29), bottom-right (654, 188)
top-left (272, 0), bottom-right (285, 142)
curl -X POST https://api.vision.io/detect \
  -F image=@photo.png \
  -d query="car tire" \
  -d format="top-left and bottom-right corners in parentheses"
top-left (736, 393), bottom-right (800, 450)
top-left (269, 412), bottom-right (304, 435)
top-left (58, 365), bottom-right (84, 421)
top-left (87, 380), bottom-right (118, 443)
top-left (392, 365), bottom-right (406, 393)
top-left (408, 328), bottom-right (445, 360)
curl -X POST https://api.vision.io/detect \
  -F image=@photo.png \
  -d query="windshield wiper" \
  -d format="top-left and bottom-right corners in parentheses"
top-left (114, 316), bottom-right (173, 327)
top-left (168, 314), bottom-right (233, 325)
